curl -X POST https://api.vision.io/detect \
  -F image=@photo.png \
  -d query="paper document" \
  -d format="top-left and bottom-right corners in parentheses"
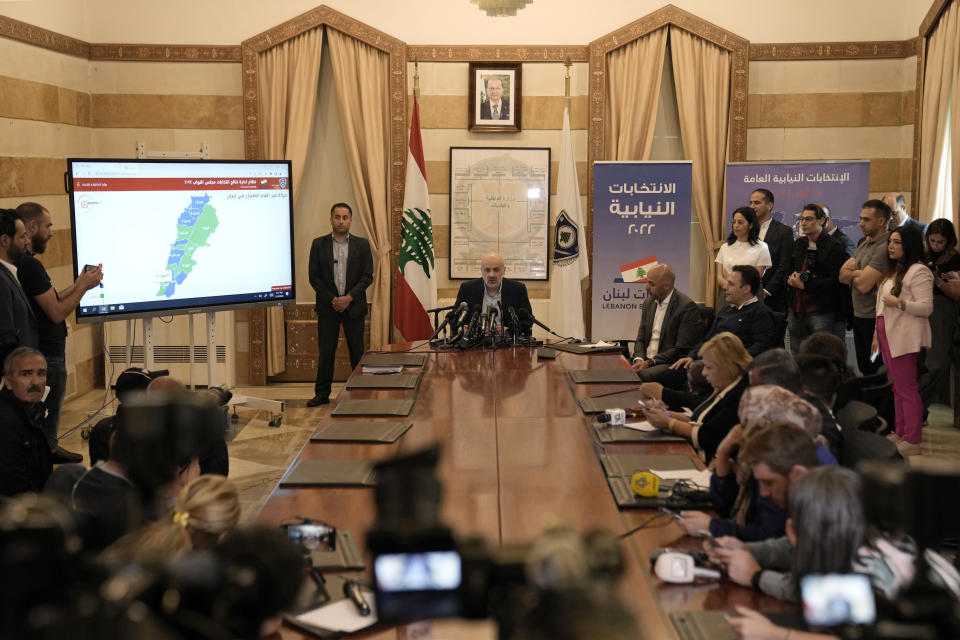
top-left (583, 340), bottom-right (619, 349)
top-left (623, 420), bottom-right (659, 432)
top-left (650, 468), bottom-right (712, 487)
top-left (295, 589), bottom-right (377, 632)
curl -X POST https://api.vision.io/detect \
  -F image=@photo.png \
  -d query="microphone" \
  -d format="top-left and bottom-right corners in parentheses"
top-left (464, 306), bottom-right (482, 341)
top-left (431, 304), bottom-right (461, 338)
top-left (342, 579), bottom-right (371, 616)
top-left (597, 409), bottom-right (644, 425)
top-left (507, 306), bottom-right (521, 335)
top-left (480, 304), bottom-right (492, 336)
top-left (517, 308), bottom-right (553, 334)
top-left (450, 301), bottom-right (470, 331)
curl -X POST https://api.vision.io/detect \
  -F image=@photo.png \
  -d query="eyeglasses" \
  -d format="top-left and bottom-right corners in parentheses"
top-left (800, 216), bottom-right (817, 223)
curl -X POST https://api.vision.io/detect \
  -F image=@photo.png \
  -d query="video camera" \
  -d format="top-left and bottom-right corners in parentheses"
top-left (823, 461), bottom-right (960, 640)
top-left (366, 445), bottom-right (640, 640)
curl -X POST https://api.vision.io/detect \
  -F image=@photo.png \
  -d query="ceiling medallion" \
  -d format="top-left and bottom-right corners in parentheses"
top-left (470, 0), bottom-right (533, 17)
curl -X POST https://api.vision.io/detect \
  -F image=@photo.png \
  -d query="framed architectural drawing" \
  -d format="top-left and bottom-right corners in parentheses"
top-left (448, 146), bottom-right (550, 280)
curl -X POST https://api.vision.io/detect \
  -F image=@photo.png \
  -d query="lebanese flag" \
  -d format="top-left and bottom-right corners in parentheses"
top-left (620, 256), bottom-right (658, 283)
top-left (394, 97), bottom-right (437, 340)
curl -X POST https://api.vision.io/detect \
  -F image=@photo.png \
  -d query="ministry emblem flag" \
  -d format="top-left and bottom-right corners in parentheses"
top-left (548, 104), bottom-right (589, 338)
top-left (394, 97), bottom-right (437, 340)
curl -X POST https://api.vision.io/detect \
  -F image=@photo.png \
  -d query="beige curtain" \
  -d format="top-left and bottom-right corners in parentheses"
top-left (258, 29), bottom-right (324, 375)
top-left (670, 27), bottom-right (731, 308)
top-left (919, 0), bottom-right (960, 223)
top-left (604, 27), bottom-right (668, 160)
top-left (327, 28), bottom-right (392, 349)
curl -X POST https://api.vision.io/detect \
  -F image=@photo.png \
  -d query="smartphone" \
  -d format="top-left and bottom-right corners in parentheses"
top-left (660, 506), bottom-right (683, 521)
top-left (696, 529), bottom-right (719, 548)
top-left (281, 522), bottom-right (337, 552)
top-left (801, 573), bottom-right (876, 627)
top-left (82, 264), bottom-right (99, 273)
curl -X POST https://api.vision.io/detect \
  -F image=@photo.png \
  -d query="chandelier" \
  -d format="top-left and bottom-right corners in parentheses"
top-left (470, 0), bottom-right (533, 17)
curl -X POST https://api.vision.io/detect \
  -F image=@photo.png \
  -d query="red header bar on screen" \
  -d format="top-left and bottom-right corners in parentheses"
top-left (271, 285), bottom-right (292, 291)
top-left (73, 177), bottom-right (289, 191)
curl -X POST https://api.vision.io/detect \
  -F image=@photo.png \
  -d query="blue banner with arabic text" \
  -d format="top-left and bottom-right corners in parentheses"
top-left (724, 161), bottom-right (870, 242)
top-left (591, 161), bottom-right (692, 341)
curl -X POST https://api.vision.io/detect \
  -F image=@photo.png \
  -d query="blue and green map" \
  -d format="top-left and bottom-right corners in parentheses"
top-left (157, 194), bottom-right (219, 297)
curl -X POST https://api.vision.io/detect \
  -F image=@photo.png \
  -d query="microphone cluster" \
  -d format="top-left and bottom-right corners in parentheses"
top-left (429, 301), bottom-right (543, 349)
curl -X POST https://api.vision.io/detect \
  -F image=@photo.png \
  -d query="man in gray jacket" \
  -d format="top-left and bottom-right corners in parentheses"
top-left (630, 264), bottom-right (703, 383)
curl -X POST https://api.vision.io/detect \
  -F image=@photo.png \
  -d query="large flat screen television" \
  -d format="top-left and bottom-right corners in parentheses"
top-left (67, 159), bottom-right (295, 323)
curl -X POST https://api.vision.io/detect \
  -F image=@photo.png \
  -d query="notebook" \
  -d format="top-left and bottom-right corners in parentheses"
top-left (310, 421), bottom-right (413, 443)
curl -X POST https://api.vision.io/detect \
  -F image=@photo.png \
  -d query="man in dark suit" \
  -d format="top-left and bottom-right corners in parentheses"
top-left (0, 210), bottom-right (38, 358)
top-left (630, 264), bottom-right (703, 385)
top-left (750, 189), bottom-right (793, 313)
top-left (454, 252), bottom-right (532, 332)
top-left (307, 203), bottom-right (373, 407)
top-left (479, 76), bottom-right (510, 121)
top-left (659, 265), bottom-right (778, 390)
top-left (883, 192), bottom-right (927, 236)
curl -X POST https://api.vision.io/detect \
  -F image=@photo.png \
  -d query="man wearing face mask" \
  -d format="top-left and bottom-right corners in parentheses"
top-left (0, 346), bottom-right (53, 496)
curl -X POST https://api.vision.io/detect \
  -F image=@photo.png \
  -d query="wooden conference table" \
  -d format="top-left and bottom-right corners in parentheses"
top-left (257, 343), bottom-right (791, 639)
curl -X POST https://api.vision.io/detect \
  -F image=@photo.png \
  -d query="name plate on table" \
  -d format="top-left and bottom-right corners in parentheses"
top-left (591, 421), bottom-right (686, 444)
top-left (310, 421), bottom-right (413, 443)
top-left (578, 395), bottom-right (643, 414)
top-left (279, 459), bottom-right (377, 487)
top-left (360, 353), bottom-right (427, 367)
top-left (596, 452), bottom-right (711, 510)
top-left (332, 399), bottom-right (415, 417)
top-left (346, 374), bottom-right (420, 389)
top-left (549, 342), bottom-right (624, 355)
top-left (568, 369), bottom-right (641, 384)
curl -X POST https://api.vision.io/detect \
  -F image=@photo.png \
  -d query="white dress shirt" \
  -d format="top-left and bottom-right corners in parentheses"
top-left (645, 290), bottom-right (674, 359)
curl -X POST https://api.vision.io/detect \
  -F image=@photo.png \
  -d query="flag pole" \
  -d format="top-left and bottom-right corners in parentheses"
top-left (414, 59), bottom-right (420, 100)
top-left (563, 56), bottom-right (571, 103)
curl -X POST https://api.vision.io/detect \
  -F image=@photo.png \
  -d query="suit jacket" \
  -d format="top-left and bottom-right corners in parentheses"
top-left (690, 300), bottom-right (777, 358)
top-left (454, 278), bottom-right (532, 331)
top-left (876, 263), bottom-right (933, 358)
top-left (0, 388), bottom-right (52, 497)
top-left (479, 99), bottom-right (510, 120)
top-left (830, 226), bottom-right (856, 257)
top-left (787, 232), bottom-right (849, 315)
top-left (0, 263), bottom-right (38, 350)
top-left (631, 289), bottom-right (702, 365)
top-left (761, 218), bottom-right (794, 311)
top-left (308, 234), bottom-right (374, 319)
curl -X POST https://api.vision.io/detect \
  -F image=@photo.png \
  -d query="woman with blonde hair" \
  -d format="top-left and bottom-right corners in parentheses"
top-left (102, 475), bottom-right (241, 565)
top-left (645, 332), bottom-right (752, 462)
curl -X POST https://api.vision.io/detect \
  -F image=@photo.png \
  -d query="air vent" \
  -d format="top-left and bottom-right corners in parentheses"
top-left (107, 346), bottom-right (226, 364)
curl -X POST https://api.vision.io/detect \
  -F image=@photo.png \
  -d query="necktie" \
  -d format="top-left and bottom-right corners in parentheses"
top-left (492, 105), bottom-right (499, 119)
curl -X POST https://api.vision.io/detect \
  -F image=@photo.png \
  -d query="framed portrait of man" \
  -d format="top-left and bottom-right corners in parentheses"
top-left (468, 62), bottom-right (522, 133)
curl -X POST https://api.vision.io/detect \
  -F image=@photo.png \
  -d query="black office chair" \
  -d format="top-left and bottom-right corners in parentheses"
top-left (695, 304), bottom-right (715, 339)
top-left (835, 400), bottom-right (884, 433)
top-left (839, 428), bottom-right (902, 469)
top-left (834, 370), bottom-right (888, 411)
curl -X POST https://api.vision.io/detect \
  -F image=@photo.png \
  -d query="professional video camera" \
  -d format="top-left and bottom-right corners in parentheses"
top-left (818, 461), bottom-right (960, 640)
top-left (366, 445), bottom-right (641, 640)
top-left (0, 495), bottom-right (303, 640)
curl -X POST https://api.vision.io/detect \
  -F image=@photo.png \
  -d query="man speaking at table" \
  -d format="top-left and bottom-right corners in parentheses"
top-left (454, 252), bottom-right (532, 332)
top-left (307, 203), bottom-right (373, 407)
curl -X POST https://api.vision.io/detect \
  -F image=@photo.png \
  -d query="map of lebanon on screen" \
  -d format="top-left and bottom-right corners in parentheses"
top-left (70, 160), bottom-right (295, 321)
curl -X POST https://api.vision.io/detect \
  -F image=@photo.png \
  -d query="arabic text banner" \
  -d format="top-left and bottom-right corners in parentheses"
top-left (592, 161), bottom-right (692, 341)
top-left (724, 161), bottom-right (870, 242)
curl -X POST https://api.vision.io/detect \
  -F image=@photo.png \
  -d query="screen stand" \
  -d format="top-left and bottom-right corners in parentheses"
top-left (124, 320), bottom-right (134, 369)
top-left (142, 317), bottom-right (154, 371)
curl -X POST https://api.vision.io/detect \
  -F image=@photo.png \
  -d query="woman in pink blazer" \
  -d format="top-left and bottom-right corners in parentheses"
top-left (872, 224), bottom-right (933, 455)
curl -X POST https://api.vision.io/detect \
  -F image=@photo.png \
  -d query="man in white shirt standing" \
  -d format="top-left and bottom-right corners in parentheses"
top-left (630, 264), bottom-right (702, 386)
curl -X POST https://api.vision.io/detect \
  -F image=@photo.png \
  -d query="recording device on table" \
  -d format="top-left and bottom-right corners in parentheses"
top-left (366, 445), bottom-right (641, 639)
top-left (597, 405), bottom-right (646, 426)
top-left (430, 301), bottom-right (543, 349)
top-left (650, 549), bottom-right (721, 584)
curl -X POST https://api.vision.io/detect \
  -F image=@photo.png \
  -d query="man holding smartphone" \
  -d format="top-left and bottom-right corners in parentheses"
top-left (15, 203), bottom-right (102, 463)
